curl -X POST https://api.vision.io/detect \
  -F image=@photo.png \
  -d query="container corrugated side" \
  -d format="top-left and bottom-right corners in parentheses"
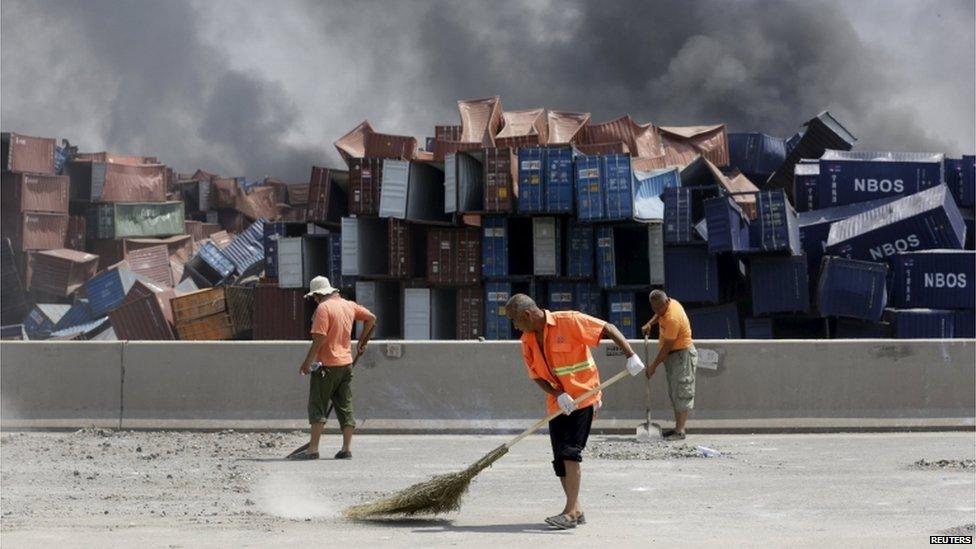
top-left (252, 284), bottom-right (310, 340)
top-left (664, 246), bottom-right (719, 303)
top-left (517, 147), bottom-right (545, 213)
top-left (482, 216), bottom-right (508, 277)
top-left (457, 286), bottom-right (483, 339)
top-left (595, 226), bottom-right (615, 288)
top-left (109, 293), bottom-right (175, 340)
top-left (575, 155), bottom-right (604, 221)
top-left (1, 172), bottom-right (69, 213)
top-left (545, 147), bottom-right (574, 214)
top-left (750, 255), bottom-right (809, 315)
top-left (888, 250), bottom-right (975, 309)
top-left (82, 268), bottom-right (139, 317)
top-left (816, 256), bottom-right (887, 321)
top-left (883, 308), bottom-right (956, 339)
top-left (485, 282), bottom-right (512, 340)
top-left (817, 150), bottom-right (944, 207)
top-left (567, 223), bottom-right (594, 279)
top-left (603, 154), bottom-right (634, 221)
top-left (532, 218), bottom-right (561, 276)
top-left (687, 303), bottom-right (741, 339)
top-left (171, 287), bottom-right (227, 324)
top-left (607, 291), bottom-right (636, 338)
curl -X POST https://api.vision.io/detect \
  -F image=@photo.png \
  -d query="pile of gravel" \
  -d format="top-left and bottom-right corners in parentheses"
top-left (912, 459), bottom-right (975, 470)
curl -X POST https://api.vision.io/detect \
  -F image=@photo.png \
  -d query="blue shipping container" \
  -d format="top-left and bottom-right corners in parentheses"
top-left (663, 187), bottom-right (697, 244)
top-left (482, 216), bottom-right (508, 278)
top-left (329, 233), bottom-right (343, 288)
top-left (834, 318), bottom-right (892, 339)
top-left (817, 256), bottom-right (888, 321)
top-left (945, 156), bottom-right (976, 208)
top-left (743, 318), bottom-right (774, 339)
top-left (575, 156), bottom-right (604, 221)
top-left (517, 148), bottom-right (545, 213)
top-left (484, 282), bottom-right (512, 340)
top-left (826, 185), bottom-right (966, 262)
top-left (704, 196), bottom-right (750, 253)
top-left (23, 304), bottom-right (71, 338)
top-left (750, 190), bottom-right (801, 255)
top-left (188, 242), bottom-right (236, 286)
top-left (607, 291), bottom-right (636, 338)
top-left (750, 255), bottom-right (809, 315)
top-left (687, 303), bottom-right (741, 339)
top-left (727, 133), bottom-right (786, 181)
top-left (53, 299), bottom-right (93, 331)
top-left (83, 268), bottom-right (140, 317)
top-left (566, 223), bottom-right (594, 279)
top-left (792, 162), bottom-right (820, 212)
top-left (962, 208), bottom-right (975, 250)
top-left (955, 310), bottom-right (974, 338)
top-left (797, 196), bottom-right (901, 280)
top-left (548, 282), bottom-right (575, 312)
top-left (633, 167), bottom-right (680, 221)
top-left (595, 226), bottom-right (615, 288)
top-left (664, 246), bottom-right (720, 303)
top-left (603, 154), bottom-right (633, 221)
top-left (883, 308), bottom-right (955, 339)
top-left (574, 282), bottom-right (603, 318)
top-left (545, 147), bottom-right (575, 214)
top-left (817, 150), bottom-right (944, 208)
top-left (888, 250), bottom-right (975, 309)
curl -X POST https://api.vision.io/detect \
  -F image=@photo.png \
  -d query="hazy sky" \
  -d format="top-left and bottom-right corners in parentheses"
top-left (2, 0), bottom-right (973, 181)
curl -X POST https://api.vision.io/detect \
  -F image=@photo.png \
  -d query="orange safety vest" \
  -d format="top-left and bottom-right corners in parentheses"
top-left (520, 310), bottom-right (606, 415)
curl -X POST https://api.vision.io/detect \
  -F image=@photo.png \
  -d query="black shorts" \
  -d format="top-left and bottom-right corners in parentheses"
top-left (548, 405), bottom-right (594, 477)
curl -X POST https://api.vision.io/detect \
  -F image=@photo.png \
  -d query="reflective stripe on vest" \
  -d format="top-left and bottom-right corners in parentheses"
top-left (552, 359), bottom-right (596, 377)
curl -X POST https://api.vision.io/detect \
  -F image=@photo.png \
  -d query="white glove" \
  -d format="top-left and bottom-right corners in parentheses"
top-left (557, 393), bottom-right (576, 415)
top-left (626, 354), bottom-right (646, 376)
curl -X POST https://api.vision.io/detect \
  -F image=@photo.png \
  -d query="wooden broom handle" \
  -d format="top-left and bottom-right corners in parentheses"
top-left (504, 369), bottom-right (632, 449)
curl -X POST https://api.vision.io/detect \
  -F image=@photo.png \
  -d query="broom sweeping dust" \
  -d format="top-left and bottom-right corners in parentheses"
top-left (343, 368), bottom-right (632, 519)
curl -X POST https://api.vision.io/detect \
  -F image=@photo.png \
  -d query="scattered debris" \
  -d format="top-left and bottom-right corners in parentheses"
top-left (912, 459), bottom-right (974, 470)
top-left (586, 439), bottom-right (722, 460)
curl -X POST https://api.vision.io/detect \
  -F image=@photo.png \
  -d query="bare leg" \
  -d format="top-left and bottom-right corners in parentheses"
top-left (675, 410), bottom-right (689, 433)
top-left (309, 422), bottom-right (324, 453)
top-left (559, 461), bottom-right (582, 517)
top-left (341, 426), bottom-right (354, 452)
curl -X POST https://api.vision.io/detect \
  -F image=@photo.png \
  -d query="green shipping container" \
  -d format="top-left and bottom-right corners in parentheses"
top-left (86, 201), bottom-right (185, 240)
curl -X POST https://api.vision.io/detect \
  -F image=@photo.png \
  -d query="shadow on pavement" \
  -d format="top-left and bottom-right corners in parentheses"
top-left (355, 518), bottom-right (566, 534)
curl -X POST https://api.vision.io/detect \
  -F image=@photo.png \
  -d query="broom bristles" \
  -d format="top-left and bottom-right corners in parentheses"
top-left (343, 444), bottom-right (509, 519)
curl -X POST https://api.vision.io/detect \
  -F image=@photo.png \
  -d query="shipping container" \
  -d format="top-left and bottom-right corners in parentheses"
top-left (495, 108), bottom-right (547, 149)
top-left (767, 111), bottom-right (856, 197)
top-left (834, 318), bottom-right (892, 339)
top-left (750, 255), bottom-right (809, 315)
top-left (664, 246), bottom-right (720, 303)
top-left (483, 147), bottom-right (518, 213)
top-left (29, 249), bottom-right (99, 295)
top-left (52, 299), bottom-right (94, 332)
top-left (532, 217), bottom-right (562, 276)
top-left (596, 225), bottom-right (657, 289)
top-left (289, 183), bottom-right (310, 206)
top-left (2, 132), bottom-right (56, 174)
top-left (403, 287), bottom-right (458, 340)
top-left (124, 245), bottom-right (173, 288)
top-left (171, 287), bottom-right (227, 324)
top-left (435, 125), bottom-right (463, 142)
top-left (727, 133), bottom-right (786, 183)
top-left (175, 312), bottom-right (234, 341)
top-left (792, 161), bottom-right (821, 212)
top-left (48, 316), bottom-right (112, 341)
top-left (817, 150), bottom-right (944, 208)
top-left (251, 284), bottom-right (312, 340)
top-left (306, 166), bottom-right (349, 224)
top-left (388, 218), bottom-right (425, 279)
top-left (648, 223), bottom-right (665, 285)
top-left (109, 292), bottom-right (175, 340)
top-left (888, 250), bottom-right (974, 309)
top-left (23, 304), bottom-right (72, 338)
top-left (743, 317), bottom-right (774, 339)
top-left (86, 201), bottom-right (184, 240)
top-left (517, 147), bottom-right (545, 213)
top-left (1, 172), bottom-right (69, 213)
top-left (703, 195), bottom-right (750, 253)
top-left (546, 147), bottom-right (575, 214)
top-left (217, 209), bottom-right (247, 234)
top-left (1, 324), bottom-right (26, 340)
top-left (548, 282), bottom-right (575, 312)
top-left (445, 150), bottom-right (484, 213)
top-left (340, 217), bottom-right (388, 277)
top-left (883, 308), bottom-right (955, 339)
top-left (1, 211), bottom-right (68, 250)
top-left (224, 285), bottom-right (254, 337)
top-left (278, 234), bottom-right (336, 289)
top-left (121, 280), bottom-right (176, 325)
top-left (816, 256), bottom-right (888, 321)
top-left (67, 216), bottom-right (86, 251)
top-left (263, 221), bottom-right (306, 278)
top-left (66, 160), bottom-right (167, 202)
top-left (482, 216), bottom-right (509, 278)
top-left (797, 196), bottom-right (900, 281)
top-left (662, 186), bottom-right (717, 244)
top-left (686, 303), bottom-right (741, 339)
top-left (484, 280), bottom-right (542, 340)
top-left (602, 154), bottom-right (635, 221)
top-left (826, 185), bottom-right (966, 262)
top-left (81, 267), bottom-right (141, 317)
top-left (363, 131), bottom-right (418, 160)
top-left (955, 310), bottom-right (974, 338)
top-left (548, 111), bottom-right (590, 144)
top-left (607, 291), bottom-right (637, 338)
top-left (548, 281), bottom-right (603, 318)
top-left (457, 286), bottom-right (483, 339)
top-left (427, 227), bottom-right (480, 285)
top-left (749, 190), bottom-right (801, 255)
top-left (0, 238), bottom-right (29, 325)
top-left (458, 95), bottom-right (503, 146)
top-left (222, 219), bottom-right (266, 276)
top-left (185, 242), bottom-right (235, 287)
top-left (566, 222), bottom-right (594, 279)
top-left (574, 155), bottom-right (604, 221)
top-left (632, 168), bottom-right (680, 222)
top-left (378, 160), bottom-right (451, 224)
top-left (353, 280), bottom-right (400, 339)
top-left (659, 124), bottom-right (730, 168)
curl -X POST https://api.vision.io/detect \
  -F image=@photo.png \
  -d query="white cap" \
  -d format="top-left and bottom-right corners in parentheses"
top-left (304, 276), bottom-right (339, 298)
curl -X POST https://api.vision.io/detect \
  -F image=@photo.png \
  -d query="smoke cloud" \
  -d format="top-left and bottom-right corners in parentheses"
top-left (2, 0), bottom-right (973, 181)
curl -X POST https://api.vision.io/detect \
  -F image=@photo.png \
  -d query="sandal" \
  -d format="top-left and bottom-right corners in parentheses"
top-left (334, 450), bottom-right (352, 460)
top-left (286, 450), bottom-right (319, 460)
top-left (576, 512), bottom-right (586, 525)
top-left (545, 513), bottom-right (577, 530)
top-left (664, 431), bottom-right (686, 441)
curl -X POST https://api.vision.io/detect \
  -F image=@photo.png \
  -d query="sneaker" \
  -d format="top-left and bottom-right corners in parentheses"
top-left (334, 450), bottom-right (352, 459)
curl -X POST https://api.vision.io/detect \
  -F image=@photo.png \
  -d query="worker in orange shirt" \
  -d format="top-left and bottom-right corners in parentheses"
top-left (641, 289), bottom-right (698, 441)
top-left (505, 293), bottom-right (644, 530)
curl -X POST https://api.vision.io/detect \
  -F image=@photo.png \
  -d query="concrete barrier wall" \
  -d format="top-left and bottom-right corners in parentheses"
top-left (2, 340), bottom-right (974, 429)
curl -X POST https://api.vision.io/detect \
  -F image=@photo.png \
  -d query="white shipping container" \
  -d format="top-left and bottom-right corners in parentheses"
top-left (648, 222), bottom-right (665, 285)
top-left (533, 217), bottom-right (560, 276)
top-left (277, 237), bottom-right (303, 288)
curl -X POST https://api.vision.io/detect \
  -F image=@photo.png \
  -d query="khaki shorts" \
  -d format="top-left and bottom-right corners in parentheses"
top-left (664, 346), bottom-right (697, 412)
top-left (308, 365), bottom-right (355, 428)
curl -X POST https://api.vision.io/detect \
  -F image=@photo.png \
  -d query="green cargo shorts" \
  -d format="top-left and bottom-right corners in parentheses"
top-left (308, 365), bottom-right (356, 428)
top-left (664, 346), bottom-right (698, 412)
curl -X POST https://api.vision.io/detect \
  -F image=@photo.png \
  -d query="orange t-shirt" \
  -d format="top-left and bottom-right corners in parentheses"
top-left (310, 296), bottom-right (373, 366)
top-left (519, 310), bottom-right (606, 415)
top-left (658, 299), bottom-right (693, 351)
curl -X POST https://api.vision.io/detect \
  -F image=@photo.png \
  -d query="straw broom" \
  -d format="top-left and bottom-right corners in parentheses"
top-left (343, 368), bottom-right (632, 519)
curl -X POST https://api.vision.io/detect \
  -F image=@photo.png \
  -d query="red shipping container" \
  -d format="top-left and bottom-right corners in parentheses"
top-left (88, 239), bottom-right (126, 270)
top-left (1, 212), bottom-right (68, 251)
top-left (457, 286), bottom-right (484, 339)
top-left (1, 172), bottom-right (70, 213)
top-left (306, 166), bottom-right (349, 224)
top-left (426, 227), bottom-right (480, 285)
top-left (435, 125), bottom-right (462, 142)
top-left (252, 284), bottom-right (311, 340)
top-left (67, 216), bottom-right (86, 251)
top-left (126, 244), bottom-right (174, 287)
top-left (234, 185), bottom-right (277, 221)
top-left (458, 96), bottom-right (503, 147)
top-left (110, 291), bottom-right (176, 341)
top-left (74, 151), bottom-right (158, 165)
top-left (217, 210), bottom-right (246, 234)
top-left (2, 132), bottom-right (56, 175)
top-left (29, 248), bottom-right (99, 296)
top-left (494, 108), bottom-right (548, 149)
top-left (288, 184), bottom-right (309, 206)
top-left (363, 132), bottom-right (417, 160)
top-left (348, 158), bottom-right (384, 216)
top-left (212, 177), bottom-right (238, 208)
top-left (171, 286), bottom-right (226, 324)
top-left (122, 279), bottom-right (176, 325)
top-left (432, 139), bottom-right (481, 162)
top-left (66, 161), bottom-right (168, 202)
top-left (334, 120), bottom-right (374, 166)
top-left (577, 142), bottom-right (630, 155)
top-left (484, 148), bottom-right (518, 213)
